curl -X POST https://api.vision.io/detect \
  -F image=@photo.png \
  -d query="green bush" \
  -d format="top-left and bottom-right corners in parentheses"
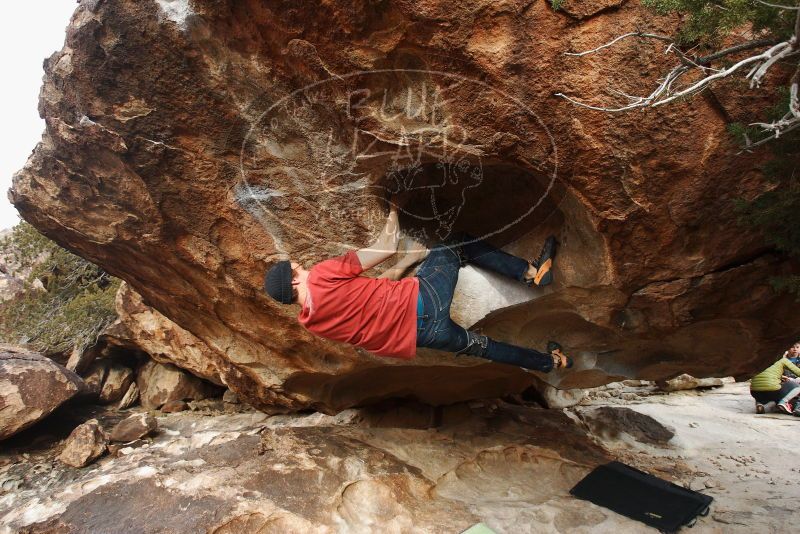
top-left (0, 222), bottom-right (120, 354)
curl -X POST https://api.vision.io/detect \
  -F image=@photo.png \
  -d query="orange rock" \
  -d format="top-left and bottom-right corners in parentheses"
top-left (8, 0), bottom-right (798, 413)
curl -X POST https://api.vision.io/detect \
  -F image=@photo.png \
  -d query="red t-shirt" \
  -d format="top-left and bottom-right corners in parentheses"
top-left (297, 251), bottom-right (419, 358)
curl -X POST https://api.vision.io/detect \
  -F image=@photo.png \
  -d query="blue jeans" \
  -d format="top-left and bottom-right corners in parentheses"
top-left (415, 233), bottom-right (554, 372)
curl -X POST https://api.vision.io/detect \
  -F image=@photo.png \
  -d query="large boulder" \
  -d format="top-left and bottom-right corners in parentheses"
top-left (8, 0), bottom-right (798, 413)
top-left (0, 345), bottom-right (85, 440)
top-left (106, 282), bottom-right (226, 388)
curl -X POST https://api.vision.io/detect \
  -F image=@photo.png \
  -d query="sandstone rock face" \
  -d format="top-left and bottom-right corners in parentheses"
top-left (136, 360), bottom-right (222, 409)
top-left (57, 419), bottom-right (108, 468)
top-left (9, 0), bottom-right (798, 412)
top-left (82, 360), bottom-right (109, 397)
top-left (108, 282), bottom-right (226, 387)
top-left (4, 403), bottom-right (628, 533)
top-left (81, 358), bottom-right (135, 403)
top-left (0, 346), bottom-right (85, 440)
top-left (65, 344), bottom-right (98, 375)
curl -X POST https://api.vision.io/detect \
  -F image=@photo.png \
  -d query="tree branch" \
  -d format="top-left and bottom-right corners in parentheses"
top-left (755, 0), bottom-right (800, 10)
top-left (696, 38), bottom-right (779, 65)
top-left (557, 4), bottom-right (800, 147)
top-left (564, 31), bottom-right (674, 57)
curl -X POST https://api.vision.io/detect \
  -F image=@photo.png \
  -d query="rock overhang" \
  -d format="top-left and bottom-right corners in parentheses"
top-left (8, 0), bottom-right (799, 412)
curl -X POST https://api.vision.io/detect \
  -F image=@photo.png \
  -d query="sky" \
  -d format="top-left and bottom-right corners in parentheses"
top-left (0, 2), bottom-right (76, 231)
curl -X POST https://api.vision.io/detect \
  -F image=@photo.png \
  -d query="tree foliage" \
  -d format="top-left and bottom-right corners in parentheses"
top-left (643, 0), bottom-right (798, 44)
top-left (0, 222), bottom-right (120, 354)
top-left (733, 98), bottom-right (800, 295)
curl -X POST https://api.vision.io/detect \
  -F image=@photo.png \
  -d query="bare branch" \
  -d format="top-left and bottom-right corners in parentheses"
top-left (696, 38), bottom-right (779, 64)
top-left (756, 0), bottom-right (800, 10)
top-left (564, 31), bottom-right (674, 57)
top-left (741, 119), bottom-right (800, 150)
top-left (790, 64), bottom-right (800, 118)
top-left (557, 3), bottom-right (800, 148)
top-left (748, 41), bottom-right (793, 87)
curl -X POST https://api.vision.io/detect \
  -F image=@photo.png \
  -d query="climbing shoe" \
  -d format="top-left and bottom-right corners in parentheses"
top-left (547, 341), bottom-right (573, 370)
top-left (526, 235), bottom-right (558, 287)
top-left (755, 403), bottom-right (765, 414)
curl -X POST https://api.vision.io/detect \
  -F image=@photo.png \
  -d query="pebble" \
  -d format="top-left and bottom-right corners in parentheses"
top-left (689, 422), bottom-right (699, 428)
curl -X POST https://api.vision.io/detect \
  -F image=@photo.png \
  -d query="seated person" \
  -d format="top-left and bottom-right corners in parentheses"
top-left (751, 353), bottom-right (800, 415)
top-left (783, 342), bottom-right (800, 385)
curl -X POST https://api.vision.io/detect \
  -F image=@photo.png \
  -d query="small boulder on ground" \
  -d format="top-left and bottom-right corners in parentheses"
top-left (540, 383), bottom-right (586, 409)
top-left (99, 362), bottom-right (134, 403)
top-left (0, 345), bottom-right (86, 440)
top-left (117, 382), bottom-right (140, 410)
top-left (109, 413), bottom-right (158, 442)
top-left (82, 360), bottom-right (110, 397)
top-left (659, 374), bottom-right (726, 392)
top-left (579, 406), bottom-right (676, 445)
top-left (57, 419), bottom-right (108, 468)
top-left (222, 389), bottom-right (239, 404)
top-left (137, 360), bottom-right (223, 409)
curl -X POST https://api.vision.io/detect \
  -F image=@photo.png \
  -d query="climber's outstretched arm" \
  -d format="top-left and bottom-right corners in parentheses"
top-left (377, 238), bottom-right (430, 280)
top-left (377, 256), bottom-right (417, 281)
top-left (356, 203), bottom-right (401, 270)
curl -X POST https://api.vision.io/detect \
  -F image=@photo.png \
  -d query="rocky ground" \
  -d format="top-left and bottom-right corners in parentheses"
top-left (2, 380), bottom-right (798, 533)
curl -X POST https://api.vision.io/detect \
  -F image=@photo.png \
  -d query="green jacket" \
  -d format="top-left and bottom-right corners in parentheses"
top-left (751, 357), bottom-right (800, 392)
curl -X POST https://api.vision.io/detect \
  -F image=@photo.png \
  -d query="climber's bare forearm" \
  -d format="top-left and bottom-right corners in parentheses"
top-left (356, 204), bottom-right (401, 270)
top-left (377, 256), bottom-right (416, 281)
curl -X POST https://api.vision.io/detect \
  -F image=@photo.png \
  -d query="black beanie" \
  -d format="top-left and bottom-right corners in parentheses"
top-left (264, 260), bottom-right (294, 304)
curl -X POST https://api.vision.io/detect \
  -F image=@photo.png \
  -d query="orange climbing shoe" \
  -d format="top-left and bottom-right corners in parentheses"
top-left (547, 341), bottom-right (573, 370)
top-left (526, 236), bottom-right (558, 287)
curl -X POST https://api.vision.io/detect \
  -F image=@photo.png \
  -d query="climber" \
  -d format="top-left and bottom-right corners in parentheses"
top-left (263, 199), bottom-right (572, 373)
top-left (751, 351), bottom-right (800, 415)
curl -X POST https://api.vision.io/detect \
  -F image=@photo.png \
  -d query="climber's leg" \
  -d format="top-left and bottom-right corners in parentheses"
top-left (416, 313), bottom-right (556, 372)
top-left (415, 242), bottom-right (461, 318)
top-left (451, 232), bottom-right (556, 287)
top-left (451, 232), bottom-right (529, 282)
